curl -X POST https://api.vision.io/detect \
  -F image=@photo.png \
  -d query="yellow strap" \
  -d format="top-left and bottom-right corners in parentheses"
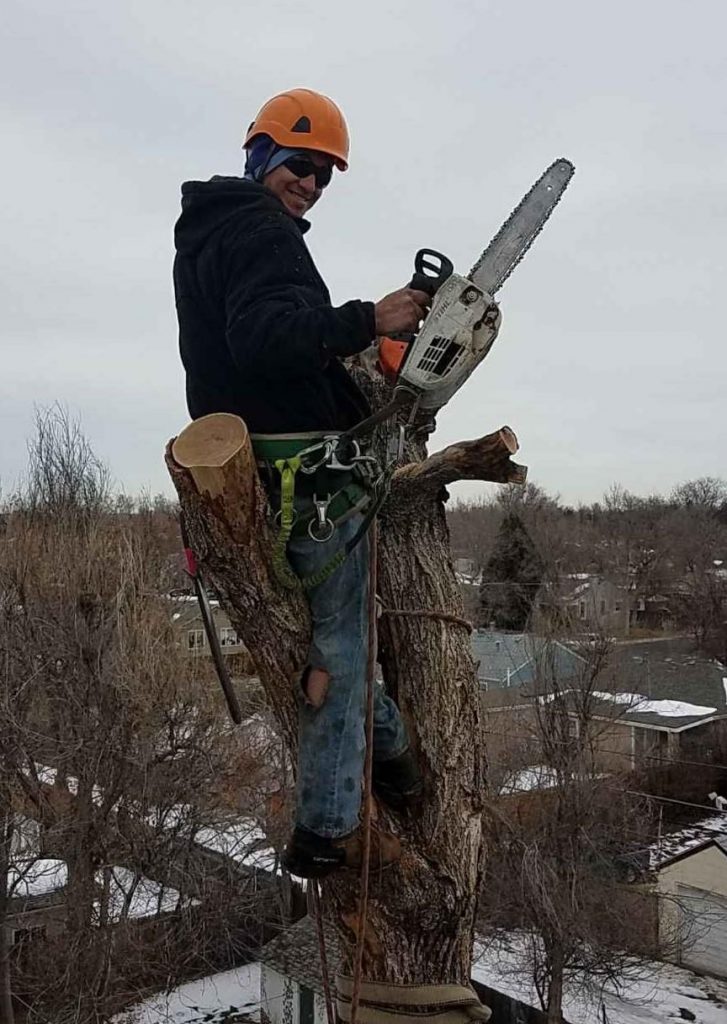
top-left (271, 456), bottom-right (302, 590)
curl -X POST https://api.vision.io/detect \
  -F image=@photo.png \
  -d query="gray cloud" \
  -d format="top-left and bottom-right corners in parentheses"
top-left (2, 0), bottom-right (725, 504)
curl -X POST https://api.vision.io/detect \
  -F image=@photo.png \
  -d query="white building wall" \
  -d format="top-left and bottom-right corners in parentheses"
top-left (261, 965), bottom-right (298, 1024)
top-left (314, 992), bottom-right (327, 1024)
top-left (658, 845), bottom-right (727, 977)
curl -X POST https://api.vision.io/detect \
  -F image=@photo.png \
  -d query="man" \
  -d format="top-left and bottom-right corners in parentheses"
top-left (174, 88), bottom-right (429, 878)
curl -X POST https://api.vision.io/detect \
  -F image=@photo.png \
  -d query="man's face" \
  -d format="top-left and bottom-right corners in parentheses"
top-left (263, 150), bottom-right (333, 218)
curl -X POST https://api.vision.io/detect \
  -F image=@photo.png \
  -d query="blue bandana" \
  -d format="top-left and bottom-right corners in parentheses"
top-left (243, 135), bottom-right (313, 182)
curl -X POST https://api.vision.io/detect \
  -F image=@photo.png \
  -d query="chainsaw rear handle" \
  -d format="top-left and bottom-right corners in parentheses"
top-left (408, 248), bottom-right (454, 297)
top-left (378, 249), bottom-right (454, 381)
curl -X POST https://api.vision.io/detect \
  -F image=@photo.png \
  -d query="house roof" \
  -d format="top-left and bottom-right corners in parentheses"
top-left (258, 916), bottom-right (339, 996)
top-left (471, 632), bottom-right (585, 688)
top-left (649, 813), bottom-right (727, 869)
top-left (655, 831), bottom-right (727, 870)
top-left (481, 635), bottom-right (727, 731)
top-left (594, 637), bottom-right (727, 728)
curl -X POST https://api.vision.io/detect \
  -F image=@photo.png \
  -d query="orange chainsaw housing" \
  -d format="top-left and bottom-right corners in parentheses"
top-left (378, 337), bottom-right (409, 382)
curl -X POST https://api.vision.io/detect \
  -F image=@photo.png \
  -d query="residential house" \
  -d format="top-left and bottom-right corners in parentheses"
top-left (540, 572), bottom-right (675, 636)
top-left (169, 593), bottom-right (254, 674)
top-left (472, 630), bottom-right (585, 691)
top-left (5, 852), bottom-right (188, 984)
top-left (480, 635), bottom-right (727, 780)
top-left (654, 832), bottom-right (727, 978)
top-left (258, 915), bottom-right (335, 1024)
top-left (561, 574), bottom-right (630, 634)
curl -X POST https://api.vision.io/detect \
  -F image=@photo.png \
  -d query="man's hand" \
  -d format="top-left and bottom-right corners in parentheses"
top-left (374, 288), bottom-right (431, 335)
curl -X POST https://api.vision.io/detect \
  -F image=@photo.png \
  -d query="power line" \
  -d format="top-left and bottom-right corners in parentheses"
top-left (623, 789), bottom-right (727, 816)
top-left (480, 725), bottom-right (727, 778)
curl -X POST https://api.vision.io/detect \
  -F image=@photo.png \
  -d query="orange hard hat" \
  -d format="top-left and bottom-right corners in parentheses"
top-left (244, 88), bottom-right (350, 171)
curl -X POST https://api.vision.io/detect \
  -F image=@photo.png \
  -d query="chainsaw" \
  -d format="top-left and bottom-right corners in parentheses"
top-left (376, 157), bottom-right (575, 414)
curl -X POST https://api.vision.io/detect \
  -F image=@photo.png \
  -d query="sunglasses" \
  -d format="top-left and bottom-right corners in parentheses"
top-left (281, 155), bottom-right (333, 189)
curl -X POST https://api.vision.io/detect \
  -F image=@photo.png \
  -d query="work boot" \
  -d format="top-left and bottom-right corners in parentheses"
top-left (282, 821), bottom-right (402, 880)
top-left (282, 827), bottom-right (346, 879)
top-left (335, 821), bottom-right (402, 872)
top-left (372, 747), bottom-right (423, 812)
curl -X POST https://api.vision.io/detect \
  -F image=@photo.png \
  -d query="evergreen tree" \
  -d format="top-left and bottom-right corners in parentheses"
top-left (478, 511), bottom-right (543, 629)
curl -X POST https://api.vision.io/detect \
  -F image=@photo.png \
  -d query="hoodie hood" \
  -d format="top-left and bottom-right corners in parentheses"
top-left (174, 176), bottom-right (311, 256)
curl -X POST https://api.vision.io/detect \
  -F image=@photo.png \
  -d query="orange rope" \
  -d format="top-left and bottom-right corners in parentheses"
top-left (382, 607), bottom-right (473, 632)
top-left (311, 881), bottom-right (335, 1024)
top-left (351, 519), bottom-right (378, 1024)
top-left (311, 522), bottom-right (379, 1024)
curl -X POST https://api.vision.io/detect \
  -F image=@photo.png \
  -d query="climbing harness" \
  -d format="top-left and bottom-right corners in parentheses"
top-left (251, 430), bottom-right (395, 591)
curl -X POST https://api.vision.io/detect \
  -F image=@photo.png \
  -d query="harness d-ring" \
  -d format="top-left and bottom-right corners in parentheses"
top-left (308, 517), bottom-right (335, 543)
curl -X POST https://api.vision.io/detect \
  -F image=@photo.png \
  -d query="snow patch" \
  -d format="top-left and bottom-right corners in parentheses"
top-left (592, 692), bottom-right (716, 717)
top-left (194, 819), bottom-right (279, 874)
top-left (472, 933), bottom-right (727, 1024)
top-left (649, 814), bottom-right (727, 868)
top-left (96, 867), bottom-right (189, 922)
top-left (113, 961), bottom-right (261, 1023)
top-left (500, 765), bottom-right (559, 794)
top-left (7, 859), bottom-right (67, 897)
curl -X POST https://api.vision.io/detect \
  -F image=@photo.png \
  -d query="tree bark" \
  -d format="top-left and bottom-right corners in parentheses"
top-left (165, 399), bottom-right (527, 987)
top-left (0, 803), bottom-right (15, 1024)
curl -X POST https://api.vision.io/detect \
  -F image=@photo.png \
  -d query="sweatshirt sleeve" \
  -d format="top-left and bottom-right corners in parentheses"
top-left (221, 221), bottom-right (376, 378)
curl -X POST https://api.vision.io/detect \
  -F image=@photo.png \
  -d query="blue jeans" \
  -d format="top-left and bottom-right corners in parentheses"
top-left (287, 513), bottom-right (408, 838)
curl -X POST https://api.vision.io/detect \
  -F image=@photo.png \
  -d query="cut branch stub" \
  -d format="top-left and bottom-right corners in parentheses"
top-left (165, 413), bottom-right (309, 747)
top-left (391, 426), bottom-right (527, 501)
top-left (172, 413), bottom-right (257, 541)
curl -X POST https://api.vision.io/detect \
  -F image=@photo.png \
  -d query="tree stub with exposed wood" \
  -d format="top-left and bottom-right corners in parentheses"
top-left (165, 393), bottom-right (527, 1000)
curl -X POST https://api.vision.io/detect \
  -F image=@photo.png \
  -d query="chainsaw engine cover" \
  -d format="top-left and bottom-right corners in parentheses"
top-left (397, 274), bottom-right (500, 410)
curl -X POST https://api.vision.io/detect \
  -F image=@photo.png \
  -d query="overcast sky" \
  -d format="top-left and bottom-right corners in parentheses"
top-left (2, 0), bottom-right (725, 506)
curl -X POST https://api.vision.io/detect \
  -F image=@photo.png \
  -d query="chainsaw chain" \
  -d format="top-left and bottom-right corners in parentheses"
top-left (468, 157), bottom-right (575, 293)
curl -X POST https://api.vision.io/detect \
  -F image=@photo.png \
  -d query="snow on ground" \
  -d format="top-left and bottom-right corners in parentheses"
top-left (473, 935), bottom-right (727, 1024)
top-left (649, 813), bottom-right (727, 868)
top-left (499, 765), bottom-right (559, 794)
top-left (113, 962), bottom-right (261, 1024)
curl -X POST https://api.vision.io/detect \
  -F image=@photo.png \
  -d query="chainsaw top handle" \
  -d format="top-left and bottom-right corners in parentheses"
top-left (408, 248), bottom-right (454, 297)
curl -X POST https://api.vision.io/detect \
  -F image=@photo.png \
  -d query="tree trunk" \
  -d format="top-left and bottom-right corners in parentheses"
top-left (165, 387), bottom-right (527, 986)
top-left (0, 809), bottom-right (15, 1024)
top-left (546, 960), bottom-right (564, 1024)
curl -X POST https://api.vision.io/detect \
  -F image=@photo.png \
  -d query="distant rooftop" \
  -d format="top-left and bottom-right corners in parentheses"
top-left (258, 916), bottom-right (338, 996)
top-left (477, 633), bottom-right (727, 730)
top-left (471, 631), bottom-right (585, 689)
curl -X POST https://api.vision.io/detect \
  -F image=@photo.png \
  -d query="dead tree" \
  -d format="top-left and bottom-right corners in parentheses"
top-left (166, 368), bottom-right (526, 988)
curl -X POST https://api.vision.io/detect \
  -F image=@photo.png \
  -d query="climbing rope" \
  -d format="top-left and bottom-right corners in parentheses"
top-left (381, 608), bottom-right (473, 633)
top-left (310, 521), bottom-right (378, 1024)
top-left (311, 882), bottom-right (336, 1024)
top-left (350, 518), bottom-right (378, 1024)
top-left (311, 566), bottom-right (479, 1024)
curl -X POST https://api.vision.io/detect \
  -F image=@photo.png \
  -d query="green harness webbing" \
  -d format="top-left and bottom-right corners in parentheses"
top-left (253, 429), bottom-right (394, 591)
top-left (271, 456), bottom-right (302, 590)
top-left (270, 455), bottom-right (352, 591)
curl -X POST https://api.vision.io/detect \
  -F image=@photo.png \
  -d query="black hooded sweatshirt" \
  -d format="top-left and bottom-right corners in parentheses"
top-left (173, 177), bottom-right (374, 432)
